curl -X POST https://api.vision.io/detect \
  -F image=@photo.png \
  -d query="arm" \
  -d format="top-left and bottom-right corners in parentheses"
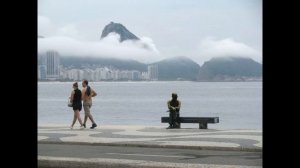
top-left (176, 101), bottom-right (181, 110)
top-left (70, 91), bottom-right (75, 102)
top-left (167, 100), bottom-right (176, 111)
top-left (91, 89), bottom-right (97, 97)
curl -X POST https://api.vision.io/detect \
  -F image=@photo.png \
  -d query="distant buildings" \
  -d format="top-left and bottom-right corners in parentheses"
top-left (38, 65), bottom-right (47, 80)
top-left (37, 51), bottom-right (161, 81)
top-left (147, 64), bottom-right (158, 80)
top-left (59, 67), bottom-right (145, 81)
top-left (38, 50), bottom-right (60, 80)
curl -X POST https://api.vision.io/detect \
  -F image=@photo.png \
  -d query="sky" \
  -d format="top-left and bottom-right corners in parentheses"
top-left (38, 0), bottom-right (262, 65)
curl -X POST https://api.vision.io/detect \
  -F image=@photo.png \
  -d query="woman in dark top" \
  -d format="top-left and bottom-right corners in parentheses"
top-left (70, 82), bottom-right (84, 129)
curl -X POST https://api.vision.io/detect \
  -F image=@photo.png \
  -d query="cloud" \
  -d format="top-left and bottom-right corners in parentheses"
top-left (38, 16), bottom-right (261, 66)
top-left (38, 33), bottom-right (161, 63)
top-left (196, 37), bottom-right (262, 65)
top-left (38, 15), bottom-right (161, 64)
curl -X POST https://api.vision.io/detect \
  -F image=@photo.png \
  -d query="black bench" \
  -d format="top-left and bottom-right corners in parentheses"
top-left (161, 117), bottom-right (219, 129)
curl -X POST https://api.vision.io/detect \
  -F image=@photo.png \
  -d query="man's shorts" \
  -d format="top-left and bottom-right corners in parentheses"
top-left (83, 100), bottom-right (92, 115)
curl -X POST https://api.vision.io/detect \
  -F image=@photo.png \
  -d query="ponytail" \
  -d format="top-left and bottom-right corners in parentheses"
top-left (86, 86), bottom-right (91, 96)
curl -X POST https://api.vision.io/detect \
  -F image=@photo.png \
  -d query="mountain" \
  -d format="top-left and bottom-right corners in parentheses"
top-left (153, 56), bottom-right (201, 81)
top-left (100, 22), bottom-right (140, 42)
top-left (60, 56), bottom-right (147, 71)
top-left (198, 56), bottom-right (262, 81)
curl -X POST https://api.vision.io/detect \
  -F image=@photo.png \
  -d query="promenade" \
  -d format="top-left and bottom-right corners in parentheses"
top-left (38, 124), bottom-right (262, 168)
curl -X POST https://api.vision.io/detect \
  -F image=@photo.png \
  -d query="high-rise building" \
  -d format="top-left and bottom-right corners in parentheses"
top-left (45, 50), bottom-right (60, 80)
top-left (141, 72), bottom-right (149, 80)
top-left (38, 65), bottom-right (47, 80)
top-left (132, 71), bottom-right (141, 80)
top-left (148, 64), bottom-right (158, 80)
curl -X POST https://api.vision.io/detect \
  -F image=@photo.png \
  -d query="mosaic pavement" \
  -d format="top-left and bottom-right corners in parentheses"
top-left (38, 125), bottom-right (262, 151)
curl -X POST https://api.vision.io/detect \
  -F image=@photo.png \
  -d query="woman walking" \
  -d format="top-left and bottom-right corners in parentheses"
top-left (70, 82), bottom-right (84, 129)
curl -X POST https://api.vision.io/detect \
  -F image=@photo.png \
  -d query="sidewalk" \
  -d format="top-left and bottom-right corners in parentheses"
top-left (38, 124), bottom-right (262, 152)
top-left (38, 125), bottom-right (262, 168)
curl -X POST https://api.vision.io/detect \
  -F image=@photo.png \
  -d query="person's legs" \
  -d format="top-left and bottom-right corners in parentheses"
top-left (84, 102), bottom-right (97, 128)
top-left (87, 102), bottom-right (96, 124)
top-left (71, 112), bottom-right (77, 128)
top-left (168, 112), bottom-right (172, 128)
top-left (83, 115), bottom-right (88, 126)
top-left (174, 111), bottom-right (180, 128)
top-left (88, 113), bottom-right (96, 124)
top-left (75, 110), bottom-right (84, 129)
top-left (75, 110), bottom-right (83, 126)
top-left (89, 113), bottom-right (97, 129)
top-left (169, 111), bottom-right (176, 128)
top-left (173, 112), bottom-right (178, 128)
top-left (83, 103), bottom-right (89, 127)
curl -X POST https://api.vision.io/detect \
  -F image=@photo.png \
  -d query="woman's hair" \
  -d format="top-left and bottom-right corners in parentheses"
top-left (73, 82), bottom-right (78, 88)
top-left (86, 86), bottom-right (91, 96)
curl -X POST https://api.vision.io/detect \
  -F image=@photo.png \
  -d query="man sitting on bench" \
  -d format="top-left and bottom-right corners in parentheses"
top-left (167, 93), bottom-right (181, 129)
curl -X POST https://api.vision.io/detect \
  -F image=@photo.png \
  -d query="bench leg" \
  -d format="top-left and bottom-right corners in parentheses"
top-left (199, 123), bottom-right (207, 129)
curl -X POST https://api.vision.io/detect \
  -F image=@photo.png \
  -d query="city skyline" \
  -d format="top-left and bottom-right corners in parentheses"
top-left (38, 50), bottom-right (159, 81)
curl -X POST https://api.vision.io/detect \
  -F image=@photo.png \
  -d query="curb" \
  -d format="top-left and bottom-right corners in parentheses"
top-left (38, 140), bottom-right (262, 152)
top-left (38, 156), bottom-right (262, 168)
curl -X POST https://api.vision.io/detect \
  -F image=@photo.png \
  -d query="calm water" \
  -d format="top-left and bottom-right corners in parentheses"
top-left (38, 81), bottom-right (262, 129)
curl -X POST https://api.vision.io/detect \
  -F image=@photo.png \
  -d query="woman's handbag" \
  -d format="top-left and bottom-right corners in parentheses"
top-left (68, 98), bottom-right (73, 107)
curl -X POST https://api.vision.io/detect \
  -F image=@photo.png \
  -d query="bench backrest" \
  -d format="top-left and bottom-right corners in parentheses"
top-left (161, 117), bottom-right (219, 123)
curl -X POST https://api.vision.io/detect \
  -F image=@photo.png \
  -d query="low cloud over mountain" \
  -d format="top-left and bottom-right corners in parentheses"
top-left (38, 16), bottom-right (261, 66)
top-left (38, 17), bottom-right (161, 64)
top-left (196, 37), bottom-right (262, 65)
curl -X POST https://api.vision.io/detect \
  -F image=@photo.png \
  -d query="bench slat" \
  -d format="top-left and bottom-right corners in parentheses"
top-left (161, 117), bottom-right (219, 123)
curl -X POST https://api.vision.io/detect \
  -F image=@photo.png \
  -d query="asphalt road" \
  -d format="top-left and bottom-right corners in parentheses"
top-left (38, 143), bottom-right (262, 166)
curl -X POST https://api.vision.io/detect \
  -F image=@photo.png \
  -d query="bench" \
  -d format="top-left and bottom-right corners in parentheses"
top-left (161, 117), bottom-right (219, 129)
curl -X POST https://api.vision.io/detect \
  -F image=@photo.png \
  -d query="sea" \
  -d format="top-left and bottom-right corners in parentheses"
top-left (38, 81), bottom-right (262, 129)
